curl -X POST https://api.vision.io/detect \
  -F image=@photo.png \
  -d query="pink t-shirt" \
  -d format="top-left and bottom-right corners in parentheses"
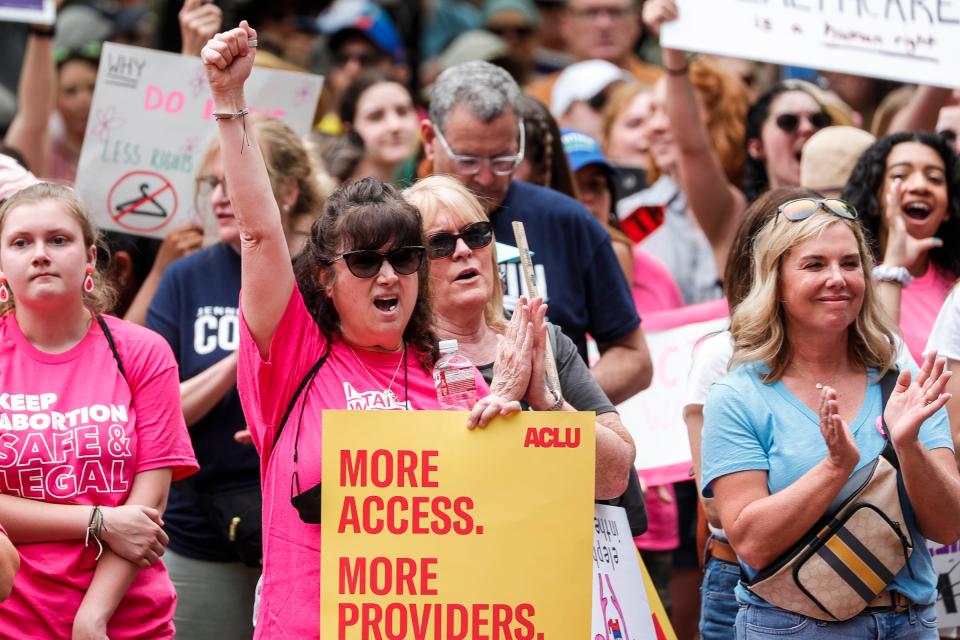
top-left (0, 313), bottom-right (197, 639)
top-left (238, 288), bottom-right (488, 639)
top-left (632, 246), bottom-right (684, 315)
top-left (901, 264), bottom-right (955, 364)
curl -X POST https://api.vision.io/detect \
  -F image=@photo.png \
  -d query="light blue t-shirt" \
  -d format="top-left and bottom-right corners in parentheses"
top-left (701, 362), bottom-right (953, 606)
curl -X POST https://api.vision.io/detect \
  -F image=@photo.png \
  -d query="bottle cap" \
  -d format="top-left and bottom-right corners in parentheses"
top-left (438, 339), bottom-right (458, 354)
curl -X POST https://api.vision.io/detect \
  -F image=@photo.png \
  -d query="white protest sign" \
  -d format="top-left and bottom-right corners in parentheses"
top-left (616, 308), bottom-right (728, 486)
top-left (0, 0), bottom-right (54, 24)
top-left (661, 0), bottom-right (960, 88)
top-left (930, 540), bottom-right (960, 629)
top-left (75, 43), bottom-right (323, 238)
top-left (592, 505), bottom-right (659, 640)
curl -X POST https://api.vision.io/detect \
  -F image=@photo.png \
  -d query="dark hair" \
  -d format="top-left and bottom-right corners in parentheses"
top-left (842, 131), bottom-right (960, 277)
top-left (339, 70), bottom-right (407, 128)
top-left (723, 186), bottom-right (822, 309)
top-left (292, 178), bottom-right (437, 367)
top-left (743, 81), bottom-right (824, 203)
top-left (516, 95), bottom-right (578, 199)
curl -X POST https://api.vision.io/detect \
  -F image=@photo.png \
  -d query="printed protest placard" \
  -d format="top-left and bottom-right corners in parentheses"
top-left (615, 301), bottom-right (729, 486)
top-left (0, 0), bottom-right (54, 24)
top-left (661, 0), bottom-right (960, 88)
top-left (592, 505), bottom-right (662, 640)
top-left (930, 540), bottom-right (960, 628)
top-left (321, 410), bottom-right (596, 640)
top-left (75, 43), bottom-right (322, 238)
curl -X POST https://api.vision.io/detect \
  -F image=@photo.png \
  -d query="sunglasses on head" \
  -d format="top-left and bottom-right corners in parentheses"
top-left (54, 41), bottom-right (102, 65)
top-left (777, 198), bottom-right (858, 222)
top-left (774, 111), bottom-right (832, 133)
top-left (328, 246), bottom-right (425, 278)
top-left (426, 221), bottom-right (494, 259)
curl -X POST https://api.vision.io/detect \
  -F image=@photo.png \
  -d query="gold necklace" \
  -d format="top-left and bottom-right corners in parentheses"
top-left (347, 343), bottom-right (405, 404)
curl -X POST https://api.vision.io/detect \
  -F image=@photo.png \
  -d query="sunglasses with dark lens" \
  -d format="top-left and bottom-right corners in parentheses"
top-left (774, 111), bottom-right (832, 133)
top-left (777, 198), bottom-right (858, 222)
top-left (939, 128), bottom-right (957, 145)
top-left (426, 221), bottom-right (494, 259)
top-left (329, 246), bottom-right (425, 278)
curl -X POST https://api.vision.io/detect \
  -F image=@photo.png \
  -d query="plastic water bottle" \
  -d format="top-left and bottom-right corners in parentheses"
top-left (433, 340), bottom-right (478, 410)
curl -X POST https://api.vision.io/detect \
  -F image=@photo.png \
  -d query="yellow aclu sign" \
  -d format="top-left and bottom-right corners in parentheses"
top-left (321, 410), bottom-right (596, 640)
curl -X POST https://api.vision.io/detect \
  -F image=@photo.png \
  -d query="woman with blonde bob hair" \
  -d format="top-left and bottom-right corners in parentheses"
top-left (700, 194), bottom-right (960, 638)
top-left (404, 175), bottom-right (637, 499)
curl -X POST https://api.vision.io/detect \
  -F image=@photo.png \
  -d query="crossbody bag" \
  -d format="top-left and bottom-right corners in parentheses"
top-left (744, 369), bottom-right (914, 621)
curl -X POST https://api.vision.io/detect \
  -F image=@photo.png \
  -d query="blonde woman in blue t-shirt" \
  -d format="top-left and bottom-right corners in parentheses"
top-left (701, 195), bottom-right (960, 638)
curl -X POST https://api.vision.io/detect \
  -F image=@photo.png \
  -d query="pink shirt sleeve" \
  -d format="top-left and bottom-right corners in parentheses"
top-left (109, 318), bottom-right (198, 481)
top-left (238, 287), bottom-right (328, 460)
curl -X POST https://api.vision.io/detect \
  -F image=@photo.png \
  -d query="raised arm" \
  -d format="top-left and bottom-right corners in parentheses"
top-left (644, 0), bottom-right (746, 274)
top-left (3, 30), bottom-right (56, 176)
top-left (201, 23), bottom-right (294, 355)
top-left (887, 85), bottom-right (952, 135)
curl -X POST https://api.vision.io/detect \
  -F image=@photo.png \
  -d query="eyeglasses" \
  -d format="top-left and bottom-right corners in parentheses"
top-left (328, 246), bottom-right (425, 278)
top-left (426, 221), bottom-right (494, 259)
top-left (777, 198), bottom-right (858, 222)
top-left (489, 25), bottom-right (535, 39)
top-left (196, 175), bottom-right (228, 198)
top-left (774, 112), bottom-right (832, 134)
top-left (332, 50), bottom-right (386, 68)
top-left (568, 6), bottom-right (634, 20)
top-left (432, 119), bottom-right (525, 176)
top-left (939, 128), bottom-right (957, 145)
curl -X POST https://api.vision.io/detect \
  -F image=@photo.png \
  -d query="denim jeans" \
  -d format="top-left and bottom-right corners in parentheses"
top-left (700, 555), bottom-right (739, 640)
top-left (735, 602), bottom-right (939, 639)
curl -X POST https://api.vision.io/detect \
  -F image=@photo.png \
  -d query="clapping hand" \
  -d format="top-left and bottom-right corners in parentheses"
top-left (884, 351), bottom-right (952, 447)
top-left (489, 296), bottom-right (535, 403)
top-left (819, 385), bottom-right (860, 474)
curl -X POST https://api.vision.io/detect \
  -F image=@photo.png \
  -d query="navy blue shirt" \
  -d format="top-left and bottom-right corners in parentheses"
top-left (146, 242), bottom-right (258, 561)
top-left (493, 180), bottom-right (641, 359)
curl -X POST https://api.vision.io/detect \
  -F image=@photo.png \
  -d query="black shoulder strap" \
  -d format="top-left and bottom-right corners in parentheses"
top-left (97, 315), bottom-right (128, 381)
top-left (878, 368), bottom-right (900, 468)
top-left (273, 343), bottom-right (330, 449)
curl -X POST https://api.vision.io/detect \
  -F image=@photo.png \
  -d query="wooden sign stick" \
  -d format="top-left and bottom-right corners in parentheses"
top-left (512, 221), bottom-right (563, 401)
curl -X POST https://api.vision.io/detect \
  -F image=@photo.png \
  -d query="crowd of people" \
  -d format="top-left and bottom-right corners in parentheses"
top-left (0, 0), bottom-right (959, 638)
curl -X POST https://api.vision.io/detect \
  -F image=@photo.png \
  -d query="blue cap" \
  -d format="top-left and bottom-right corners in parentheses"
top-left (318, 0), bottom-right (406, 64)
top-left (560, 129), bottom-right (615, 175)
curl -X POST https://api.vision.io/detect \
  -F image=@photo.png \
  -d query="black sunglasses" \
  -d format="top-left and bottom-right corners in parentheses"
top-left (777, 198), bottom-right (858, 222)
top-left (329, 246), bottom-right (425, 278)
top-left (426, 221), bottom-right (494, 259)
top-left (774, 111), bottom-right (832, 133)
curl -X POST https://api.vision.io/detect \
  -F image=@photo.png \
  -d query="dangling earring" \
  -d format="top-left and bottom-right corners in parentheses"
top-left (83, 266), bottom-right (95, 293)
top-left (0, 277), bottom-right (8, 303)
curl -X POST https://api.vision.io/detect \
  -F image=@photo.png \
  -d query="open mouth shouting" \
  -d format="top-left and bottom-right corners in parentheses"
top-left (901, 201), bottom-right (933, 221)
top-left (373, 295), bottom-right (399, 313)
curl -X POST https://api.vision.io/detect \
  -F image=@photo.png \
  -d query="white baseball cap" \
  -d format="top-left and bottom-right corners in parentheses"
top-left (550, 59), bottom-right (631, 117)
